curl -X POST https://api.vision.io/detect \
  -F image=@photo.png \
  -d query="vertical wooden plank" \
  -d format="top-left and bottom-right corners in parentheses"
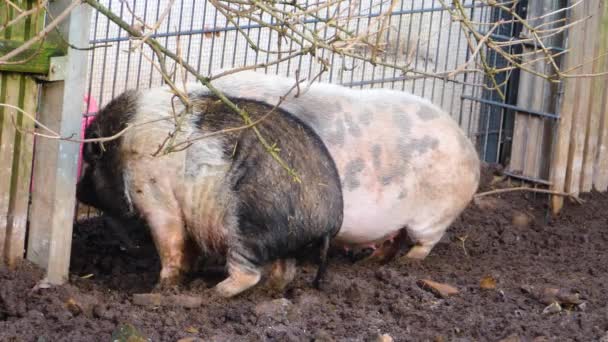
top-left (581, 0), bottom-right (605, 192)
top-left (1, 0), bottom-right (45, 267)
top-left (592, 0), bottom-right (608, 191)
top-left (508, 1), bottom-right (565, 181)
top-left (27, 0), bottom-right (91, 284)
top-left (5, 77), bottom-right (38, 266)
top-left (0, 74), bottom-right (7, 265)
top-left (565, 0), bottom-right (597, 196)
top-left (0, 74), bottom-right (21, 265)
top-left (551, 1), bottom-right (586, 213)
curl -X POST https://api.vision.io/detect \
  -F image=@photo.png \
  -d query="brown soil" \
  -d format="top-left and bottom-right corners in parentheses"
top-left (2, 178), bottom-right (608, 341)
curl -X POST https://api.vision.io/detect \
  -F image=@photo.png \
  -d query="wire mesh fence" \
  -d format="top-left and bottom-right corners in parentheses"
top-left (85, 0), bottom-right (496, 128)
top-left (77, 0), bottom-right (543, 219)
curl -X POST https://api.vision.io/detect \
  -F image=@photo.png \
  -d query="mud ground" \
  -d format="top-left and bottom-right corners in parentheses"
top-left (1, 174), bottom-right (608, 341)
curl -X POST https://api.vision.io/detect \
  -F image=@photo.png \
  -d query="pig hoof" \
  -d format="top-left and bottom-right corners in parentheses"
top-left (403, 245), bottom-right (431, 260)
top-left (268, 259), bottom-right (297, 291)
top-left (215, 269), bottom-right (261, 298)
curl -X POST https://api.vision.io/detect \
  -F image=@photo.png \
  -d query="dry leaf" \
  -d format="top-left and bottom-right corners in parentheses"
top-left (480, 276), bottom-right (497, 290)
top-left (185, 327), bottom-right (199, 334)
top-left (418, 279), bottom-right (459, 298)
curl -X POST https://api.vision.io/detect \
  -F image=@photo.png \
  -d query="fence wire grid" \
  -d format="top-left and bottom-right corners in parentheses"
top-left (77, 0), bottom-right (561, 219)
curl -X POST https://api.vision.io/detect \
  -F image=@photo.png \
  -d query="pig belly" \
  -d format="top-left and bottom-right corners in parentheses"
top-left (335, 187), bottom-right (408, 245)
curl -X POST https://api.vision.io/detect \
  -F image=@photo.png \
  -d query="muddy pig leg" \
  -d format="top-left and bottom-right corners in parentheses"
top-left (267, 259), bottom-right (297, 290)
top-left (144, 209), bottom-right (198, 287)
top-left (312, 234), bottom-right (331, 289)
top-left (401, 217), bottom-right (453, 260)
top-left (215, 252), bottom-right (262, 298)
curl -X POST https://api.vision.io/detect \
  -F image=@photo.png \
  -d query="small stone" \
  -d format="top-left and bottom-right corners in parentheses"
top-left (111, 324), bottom-right (149, 342)
top-left (498, 335), bottom-right (521, 342)
top-left (185, 327), bottom-right (199, 334)
top-left (314, 329), bottom-right (335, 342)
top-left (376, 334), bottom-right (393, 342)
top-left (176, 338), bottom-right (204, 342)
top-left (538, 288), bottom-right (581, 305)
top-left (480, 276), bottom-right (497, 290)
top-left (532, 336), bottom-right (550, 342)
top-left (473, 197), bottom-right (500, 210)
top-left (254, 298), bottom-right (293, 323)
top-left (512, 212), bottom-right (531, 228)
top-left (542, 302), bottom-right (562, 315)
top-left (433, 336), bottom-right (446, 342)
top-left (168, 295), bottom-right (203, 309)
top-left (93, 305), bottom-right (115, 321)
top-left (65, 298), bottom-right (83, 316)
top-left (417, 279), bottom-right (459, 298)
top-left (26, 310), bottom-right (45, 320)
top-left (133, 293), bottom-right (162, 307)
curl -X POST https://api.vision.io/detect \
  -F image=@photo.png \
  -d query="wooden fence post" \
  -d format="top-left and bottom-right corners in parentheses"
top-left (26, 0), bottom-right (91, 284)
top-left (0, 0), bottom-right (46, 268)
top-left (592, 0), bottom-right (608, 191)
top-left (550, 1), bottom-right (589, 214)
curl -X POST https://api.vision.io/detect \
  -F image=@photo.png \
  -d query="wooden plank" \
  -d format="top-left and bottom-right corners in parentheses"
top-left (509, 1), bottom-right (565, 181)
top-left (564, 0), bottom-right (596, 196)
top-left (581, 0), bottom-right (606, 192)
top-left (27, 0), bottom-right (91, 284)
top-left (0, 74), bottom-right (21, 266)
top-left (5, 76), bottom-right (38, 266)
top-left (1, 0), bottom-right (45, 266)
top-left (550, 1), bottom-right (586, 213)
top-left (0, 74), bottom-right (6, 265)
top-left (0, 40), bottom-right (65, 74)
top-left (593, 0), bottom-right (608, 191)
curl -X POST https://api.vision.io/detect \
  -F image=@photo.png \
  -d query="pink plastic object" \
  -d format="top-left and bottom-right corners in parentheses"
top-left (79, 95), bottom-right (98, 177)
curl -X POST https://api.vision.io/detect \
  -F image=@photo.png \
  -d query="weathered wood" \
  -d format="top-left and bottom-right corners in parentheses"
top-left (592, 0), bottom-right (608, 191)
top-left (0, 74), bottom-right (8, 265)
top-left (565, 0), bottom-right (598, 196)
top-left (26, 0), bottom-right (91, 284)
top-left (581, 0), bottom-right (606, 192)
top-left (0, 0), bottom-right (44, 266)
top-left (509, 1), bottom-right (564, 181)
top-left (550, 1), bottom-right (586, 214)
top-left (0, 40), bottom-right (65, 74)
top-left (5, 77), bottom-right (38, 266)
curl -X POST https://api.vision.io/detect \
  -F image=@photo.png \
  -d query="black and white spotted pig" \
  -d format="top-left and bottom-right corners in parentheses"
top-left (192, 71), bottom-right (481, 261)
top-left (76, 88), bottom-right (343, 297)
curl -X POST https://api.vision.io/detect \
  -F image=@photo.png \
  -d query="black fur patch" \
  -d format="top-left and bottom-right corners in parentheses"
top-left (76, 90), bottom-right (138, 219)
top-left (191, 95), bottom-right (344, 267)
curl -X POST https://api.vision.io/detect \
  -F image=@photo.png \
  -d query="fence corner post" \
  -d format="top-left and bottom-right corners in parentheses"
top-left (26, 0), bottom-right (92, 285)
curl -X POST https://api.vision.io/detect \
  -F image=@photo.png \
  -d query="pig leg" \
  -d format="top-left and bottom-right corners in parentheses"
top-left (402, 218), bottom-right (453, 260)
top-left (313, 234), bottom-right (331, 289)
top-left (363, 229), bottom-right (409, 263)
top-left (145, 211), bottom-right (196, 287)
top-left (215, 257), bottom-right (261, 298)
top-left (268, 259), bottom-right (297, 290)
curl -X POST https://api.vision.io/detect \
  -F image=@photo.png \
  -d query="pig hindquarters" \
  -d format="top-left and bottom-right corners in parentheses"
top-left (195, 71), bottom-right (481, 261)
top-left (77, 90), bottom-right (343, 297)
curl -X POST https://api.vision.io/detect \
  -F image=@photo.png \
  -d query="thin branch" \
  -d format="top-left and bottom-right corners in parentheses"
top-left (475, 187), bottom-right (585, 204)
